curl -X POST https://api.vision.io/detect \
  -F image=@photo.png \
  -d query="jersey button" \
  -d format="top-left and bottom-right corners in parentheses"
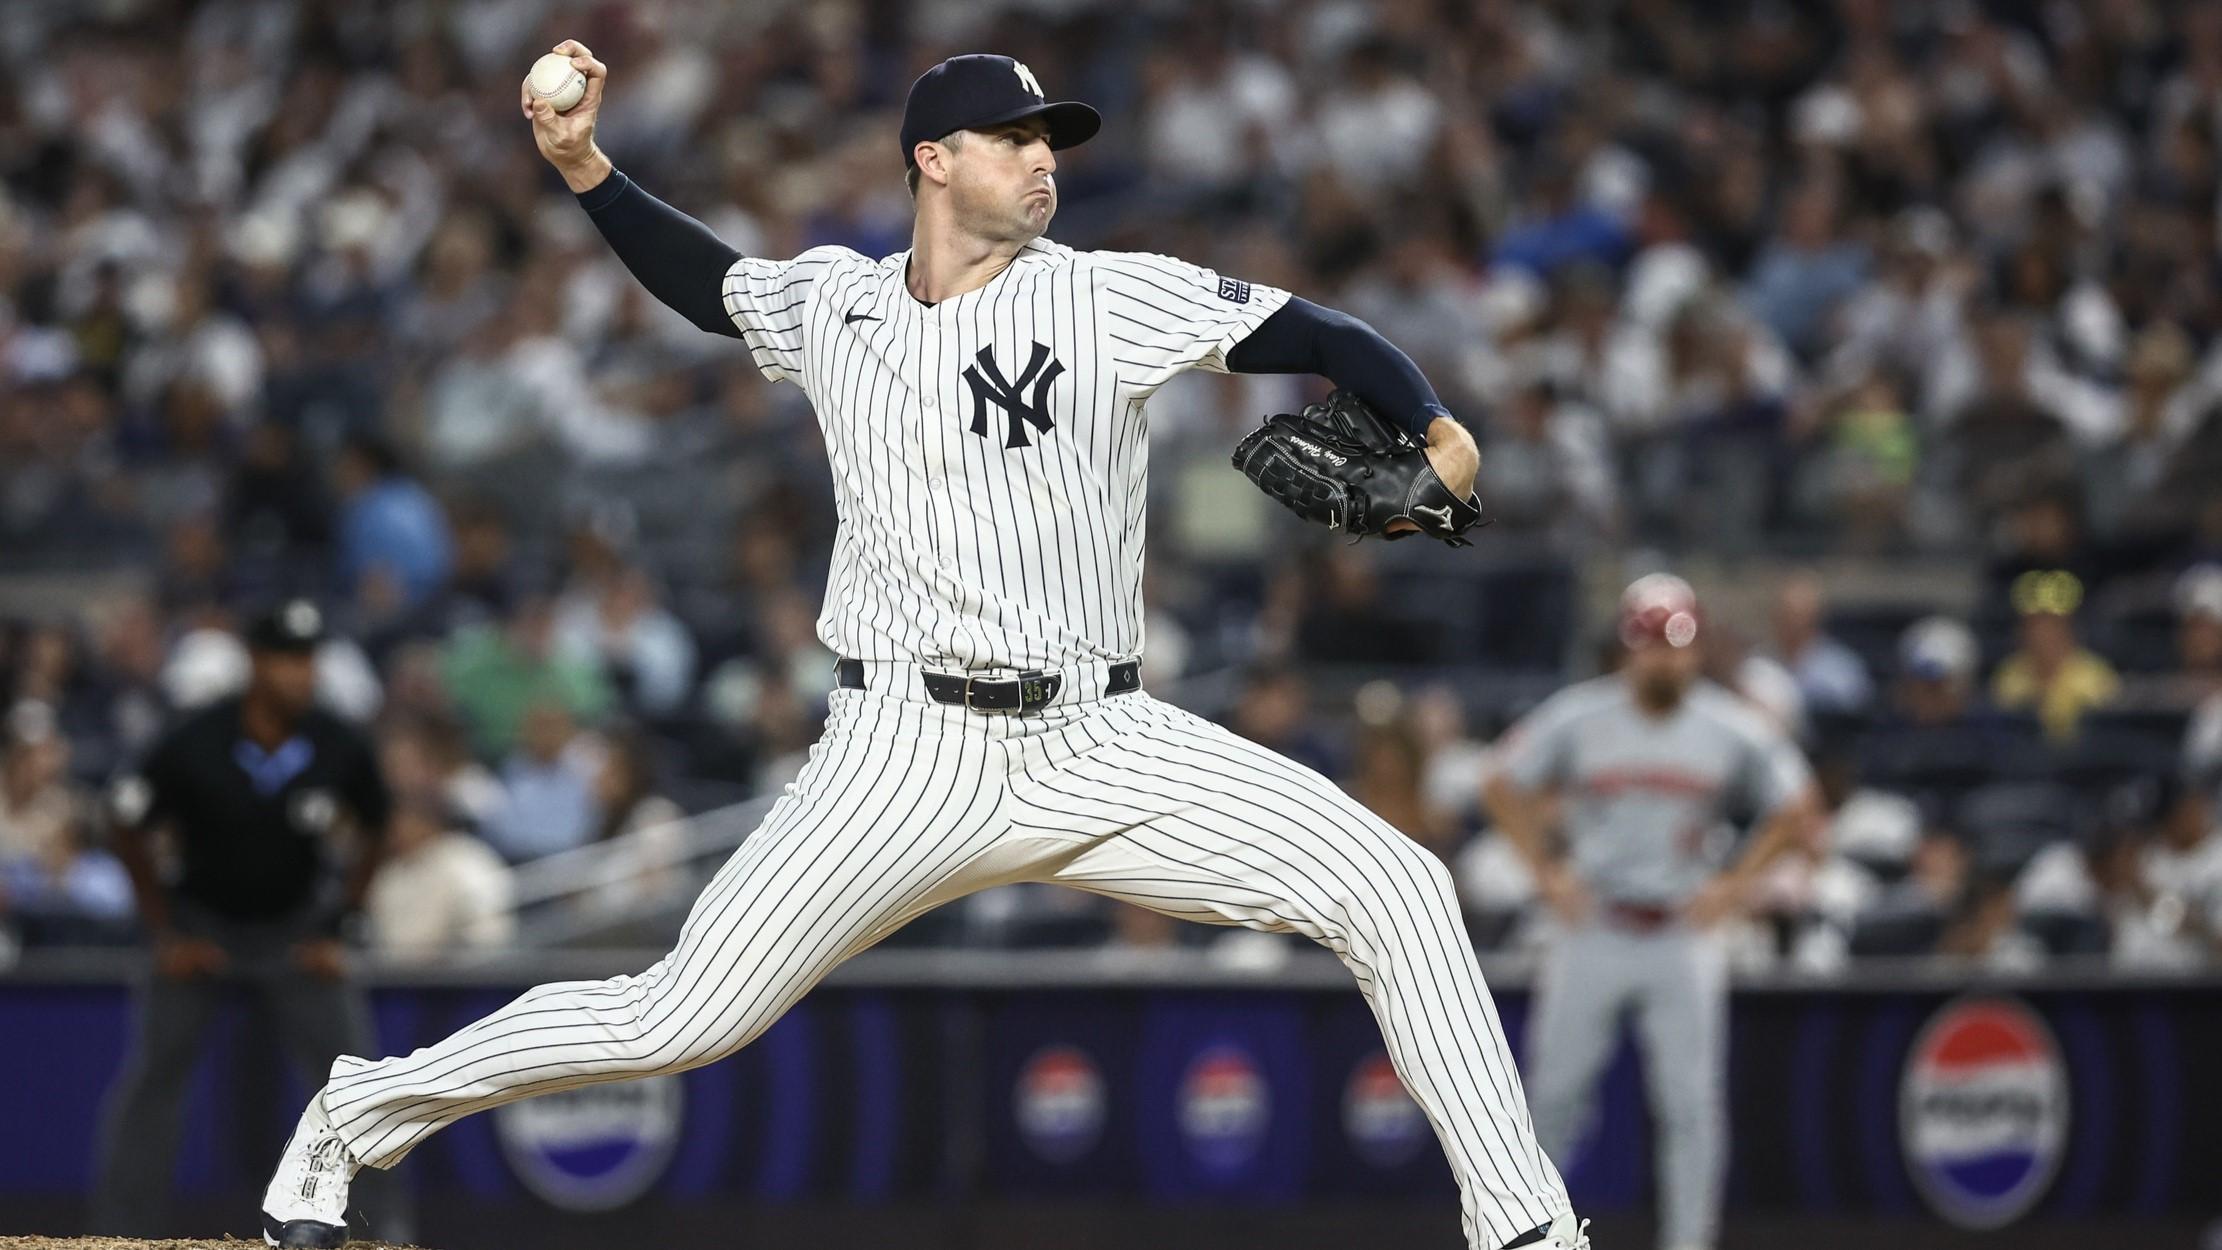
top-left (928, 476), bottom-right (945, 491)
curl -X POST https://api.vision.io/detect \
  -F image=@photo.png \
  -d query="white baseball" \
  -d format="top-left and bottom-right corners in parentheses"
top-left (527, 52), bottom-right (588, 114)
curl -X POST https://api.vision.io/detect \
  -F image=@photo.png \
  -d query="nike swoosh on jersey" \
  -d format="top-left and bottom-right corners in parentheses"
top-left (844, 309), bottom-right (881, 324)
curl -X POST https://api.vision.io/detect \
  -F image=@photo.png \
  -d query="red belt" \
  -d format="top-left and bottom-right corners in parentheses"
top-left (1602, 901), bottom-right (1676, 933)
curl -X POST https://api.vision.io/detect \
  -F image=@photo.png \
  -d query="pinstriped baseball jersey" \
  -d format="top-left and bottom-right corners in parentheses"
top-left (287, 234), bottom-right (1579, 1250)
top-left (720, 239), bottom-right (1290, 671)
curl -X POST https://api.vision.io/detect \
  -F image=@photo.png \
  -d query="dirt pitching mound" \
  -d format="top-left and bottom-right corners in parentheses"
top-left (0, 1240), bottom-right (418, 1249)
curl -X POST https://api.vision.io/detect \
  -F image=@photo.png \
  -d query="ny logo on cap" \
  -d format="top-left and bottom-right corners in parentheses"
top-left (962, 341), bottom-right (1065, 448)
top-left (1012, 59), bottom-right (1043, 99)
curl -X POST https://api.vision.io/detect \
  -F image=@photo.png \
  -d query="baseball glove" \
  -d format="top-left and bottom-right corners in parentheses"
top-left (1230, 390), bottom-right (1489, 546)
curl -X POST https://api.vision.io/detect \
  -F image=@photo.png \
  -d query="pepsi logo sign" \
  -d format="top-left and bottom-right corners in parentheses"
top-left (495, 1075), bottom-right (684, 1211)
top-left (1177, 1044), bottom-right (1270, 1171)
top-left (1343, 1051), bottom-right (1428, 1167)
top-left (1014, 1044), bottom-right (1106, 1163)
top-left (1900, 996), bottom-right (2069, 1228)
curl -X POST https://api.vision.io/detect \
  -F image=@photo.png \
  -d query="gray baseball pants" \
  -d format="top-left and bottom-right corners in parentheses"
top-left (1525, 918), bottom-right (1728, 1250)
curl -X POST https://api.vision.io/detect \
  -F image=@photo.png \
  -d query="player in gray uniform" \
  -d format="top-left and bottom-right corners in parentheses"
top-left (1483, 575), bottom-right (1821, 1250)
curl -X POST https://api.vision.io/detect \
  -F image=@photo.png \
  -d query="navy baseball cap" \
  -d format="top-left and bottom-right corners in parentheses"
top-left (900, 54), bottom-right (1100, 169)
top-left (245, 599), bottom-right (327, 654)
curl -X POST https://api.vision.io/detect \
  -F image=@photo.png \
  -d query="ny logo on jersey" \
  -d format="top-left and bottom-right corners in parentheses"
top-left (1012, 60), bottom-right (1044, 99)
top-left (962, 341), bottom-right (1066, 449)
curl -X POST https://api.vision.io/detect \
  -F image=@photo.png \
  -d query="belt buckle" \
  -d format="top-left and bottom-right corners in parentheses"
top-left (963, 675), bottom-right (1020, 713)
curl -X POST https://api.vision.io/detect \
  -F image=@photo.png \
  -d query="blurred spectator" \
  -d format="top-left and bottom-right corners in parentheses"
top-left (553, 562), bottom-right (697, 720)
top-left (1792, 368), bottom-right (1919, 552)
top-left (1225, 665), bottom-right (1337, 780)
top-left (1703, 621), bottom-right (1806, 741)
top-left (1764, 570), bottom-right (1873, 716)
top-left (594, 728), bottom-right (684, 844)
top-left (2115, 781), bottom-right (2222, 967)
top-left (587, 727), bottom-right (689, 909)
top-left (1891, 616), bottom-right (1984, 728)
top-left (221, 422), bottom-right (329, 589)
top-left (1314, 37), bottom-right (1441, 193)
top-left (68, 595), bottom-right (175, 780)
top-left (1291, 548), bottom-right (1432, 665)
top-left (1347, 722), bottom-right (1451, 856)
top-left (1852, 833), bottom-right (1969, 956)
top-left (1491, 161), bottom-right (1630, 279)
top-left (419, 497), bottom-right (522, 635)
top-left (2083, 322), bottom-right (2205, 543)
top-left (333, 432), bottom-right (453, 615)
top-left (377, 714), bottom-right (503, 835)
top-left (2172, 565), bottom-right (2222, 705)
top-left (365, 797), bottom-right (513, 961)
top-left (0, 697), bottom-right (131, 945)
top-left (2190, 694), bottom-right (2222, 803)
top-left (1925, 311), bottom-right (2083, 539)
top-left (1938, 869), bottom-right (2046, 971)
top-left (1137, 26), bottom-right (1298, 197)
top-left (481, 702), bottom-right (601, 865)
top-left (0, 701), bottom-right (82, 866)
top-left (1796, 789), bottom-right (1923, 970)
top-left (0, 812), bottom-right (136, 948)
top-left (441, 596), bottom-right (613, 758)
top-left (1992, 571), bottom-right (2120, 742)
top-left (1475, 378), bottom-right (1618, 543)
top-left (1412, 685), bottom-right (1488, 832)
top-left (1742, 180), bottom-right (1871, 361)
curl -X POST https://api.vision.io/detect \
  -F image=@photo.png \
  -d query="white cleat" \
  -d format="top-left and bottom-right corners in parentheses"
top-left (1540, 1210), bottom-right (1593, 1249)
top-left (260, 1093), bottom-right (359, 1248)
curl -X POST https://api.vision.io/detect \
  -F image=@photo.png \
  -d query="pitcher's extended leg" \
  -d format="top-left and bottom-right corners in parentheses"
top-left (318, 695), bottom-right (1008, 1170)
top-left (1016, 695), bottom-right (1571, 1250)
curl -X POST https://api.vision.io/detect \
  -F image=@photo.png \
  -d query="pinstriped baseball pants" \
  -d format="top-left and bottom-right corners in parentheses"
top-left (319, 685), bottom-right (1570, 1249)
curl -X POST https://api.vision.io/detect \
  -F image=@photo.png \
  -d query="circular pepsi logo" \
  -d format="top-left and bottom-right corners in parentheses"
top-left (496, 1075), bottom-right (684, 1211)
top-left (1014, 1044), bottom-right (1106, 1164)
top-left (1177, 1044), bottom-right (1270, 1172)
top-left (1343, 1051), bottom-right (1427, 1167)
top-left (1900, 996), bottom-right (2069, 1229)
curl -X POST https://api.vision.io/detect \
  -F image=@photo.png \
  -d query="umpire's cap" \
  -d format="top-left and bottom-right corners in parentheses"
top-left (900, 55), bottom-right (1100, 169)
top-left (245, 598), bottom-right (327, 654)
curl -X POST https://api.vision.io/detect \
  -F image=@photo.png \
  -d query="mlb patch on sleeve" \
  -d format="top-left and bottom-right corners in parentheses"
top-left (1217, 276), bottom-right (1251, 304)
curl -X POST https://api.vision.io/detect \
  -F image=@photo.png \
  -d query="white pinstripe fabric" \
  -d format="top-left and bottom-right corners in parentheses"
top-left (312, 235), bottom-right (1571, 1249)
top-left (318, 685), bottom-right (1567, 1247)
top-left (717, 238), bottom-right (1290, 675)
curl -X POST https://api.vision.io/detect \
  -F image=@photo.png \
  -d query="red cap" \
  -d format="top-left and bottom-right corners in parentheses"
top-left (1619, 573), bottom-right (1701, 649)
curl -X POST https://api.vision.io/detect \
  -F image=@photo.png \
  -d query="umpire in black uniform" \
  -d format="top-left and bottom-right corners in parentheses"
top-left (93, 600), bottom-right (403, 1237)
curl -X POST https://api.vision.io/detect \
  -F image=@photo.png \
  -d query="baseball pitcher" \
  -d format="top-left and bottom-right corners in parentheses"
top-left (259, 45), bottom-right (1582, 1250)
top-left (1484, 575), bottom-right (1822, 1250)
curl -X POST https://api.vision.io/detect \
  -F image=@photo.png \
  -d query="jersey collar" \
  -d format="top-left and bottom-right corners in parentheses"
top-left (896, 239), bottom-right (1055, 325)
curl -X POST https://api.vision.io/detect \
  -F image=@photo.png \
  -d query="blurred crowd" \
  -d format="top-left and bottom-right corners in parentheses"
top-left (3, 0), bottom-right (2222, 969)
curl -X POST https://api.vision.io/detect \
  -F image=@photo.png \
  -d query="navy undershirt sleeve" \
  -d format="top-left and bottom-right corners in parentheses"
top-left (1224, 296), bottom-right (1452, 439)
top-left (575, 169), bottom-right (745, 338)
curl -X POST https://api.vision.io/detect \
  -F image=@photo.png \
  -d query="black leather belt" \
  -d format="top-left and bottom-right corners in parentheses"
top-left (836, 657), bottom-right (1140, 712)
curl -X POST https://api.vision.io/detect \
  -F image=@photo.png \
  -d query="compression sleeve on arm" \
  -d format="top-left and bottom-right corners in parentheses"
top-left (1223, 296), bottom-right (1452, 439)
top-left (575, 169), bottom-right (745, 338)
